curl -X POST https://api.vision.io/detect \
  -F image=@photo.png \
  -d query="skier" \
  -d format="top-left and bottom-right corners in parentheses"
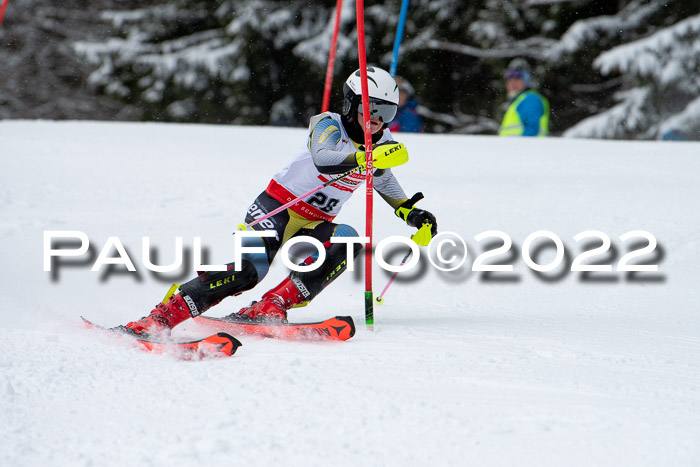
top-left (123, 66), bottom-right (438, 335)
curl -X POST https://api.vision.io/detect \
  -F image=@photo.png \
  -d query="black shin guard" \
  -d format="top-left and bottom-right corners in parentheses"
top-left (289, 240), bottom-right (362, 303)
top-left (179, 260), bottom-right (259, 313)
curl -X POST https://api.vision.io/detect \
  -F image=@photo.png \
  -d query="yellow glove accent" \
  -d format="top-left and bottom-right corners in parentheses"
top-left (355, 142), bottom-right (409, 170)
top-left (395, 204), bottom-right (413, 222)
top-left (411, 223), bottom-right (433, 247)
top-left (395, 192), bottom-right (425, 222)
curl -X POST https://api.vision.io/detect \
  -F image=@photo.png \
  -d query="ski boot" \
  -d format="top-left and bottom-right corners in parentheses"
top-left (124, 293), bottom-right (194, 336)
top-left (238, 276), bottom-right (306, 322)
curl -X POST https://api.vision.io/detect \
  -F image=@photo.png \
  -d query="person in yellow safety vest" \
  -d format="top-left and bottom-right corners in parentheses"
top-left (499, 66), bottom-right (550, 137)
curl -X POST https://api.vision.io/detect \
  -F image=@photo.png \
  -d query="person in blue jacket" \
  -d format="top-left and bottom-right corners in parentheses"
top-left (499, 63), bottom-right (549, 137)
top-left (388, 76), bottom-right (424, 133)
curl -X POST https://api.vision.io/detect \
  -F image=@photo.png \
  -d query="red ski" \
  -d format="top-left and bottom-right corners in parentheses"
top-left (81, 317), bottom-right (241, 359)
top-left (193, 314), bottom-right (355, 341)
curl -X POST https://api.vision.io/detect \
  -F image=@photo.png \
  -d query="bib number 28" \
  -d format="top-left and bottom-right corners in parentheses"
top-left (307, 192), bottom-right (340, 213)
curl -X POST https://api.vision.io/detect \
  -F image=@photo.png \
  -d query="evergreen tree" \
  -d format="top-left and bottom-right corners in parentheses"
top-left (3, 0), bottom-right (697, 139)
top-left (0, 0), bottom-right (145, 120)
top-left (75, 0), bottom-right (337, 124)
top-left (564, 12), bottom-right (700, 140)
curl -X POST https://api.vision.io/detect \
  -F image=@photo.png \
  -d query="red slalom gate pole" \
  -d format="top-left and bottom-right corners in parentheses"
top-left (355, 0), bottom-right (374, 330)
top-left (0, 0), bottom-right (10, 28)
top-left (321, 0), bottom-right (343, 112)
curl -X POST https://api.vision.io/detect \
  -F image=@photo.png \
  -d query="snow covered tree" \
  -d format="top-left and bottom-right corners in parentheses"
top-left (4, 0), bottom-right (698, 138)
top-left (71, 0), bottom-right (514, 129)
top-left (0, 0), bottom-right (143, 120)
top-left (73, 0), bottom-right (350, 124)
top-left (397, 0), bottom-right (698, 136)
top-left (564, 13), bottom-right (700, 140)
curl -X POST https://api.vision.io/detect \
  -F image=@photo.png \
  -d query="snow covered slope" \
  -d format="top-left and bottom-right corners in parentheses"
top-left (1, 120), bottom-right (699, 466)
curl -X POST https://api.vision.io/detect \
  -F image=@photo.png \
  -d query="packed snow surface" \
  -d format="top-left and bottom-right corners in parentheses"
top-left (1, 120), bottom-right (699, 466)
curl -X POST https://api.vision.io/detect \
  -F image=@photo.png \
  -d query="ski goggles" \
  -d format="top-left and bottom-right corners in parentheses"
top-left (358, 98), bottom-right (398, 123)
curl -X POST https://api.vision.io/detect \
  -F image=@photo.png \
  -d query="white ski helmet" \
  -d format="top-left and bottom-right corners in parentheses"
top-left (342, 66), bottom-right (399, 123)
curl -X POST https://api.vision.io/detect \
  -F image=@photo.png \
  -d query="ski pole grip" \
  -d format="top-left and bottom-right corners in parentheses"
top-left (406, 192), bottom-right (424, 207)
top-left (395, 192), bottom-right (425, 222)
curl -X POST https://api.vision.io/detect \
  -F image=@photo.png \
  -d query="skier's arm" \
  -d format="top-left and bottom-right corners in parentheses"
top-left (374, 169), bottom-right (408, 209)
top-left (309, 118), bottom-right (409, 174)
top-left (375, 173), bottom-right (436, 245)
top-left (308, 117), bottom-right (360, 174)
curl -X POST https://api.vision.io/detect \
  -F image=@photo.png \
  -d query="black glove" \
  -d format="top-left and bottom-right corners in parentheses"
top-left (395, 192), bottom-right (438, 237)
top-left (407, 208), bottom-right (438, 237)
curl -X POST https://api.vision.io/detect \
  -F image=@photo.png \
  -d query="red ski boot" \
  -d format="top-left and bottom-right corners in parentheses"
top-left (238, 277), bottom-right (306, 322)
top-left (124, 293), bottom-right (194, 336)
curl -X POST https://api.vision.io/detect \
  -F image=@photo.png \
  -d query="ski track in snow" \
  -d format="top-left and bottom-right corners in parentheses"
top-left (1, 121), bottom-right (699, 466)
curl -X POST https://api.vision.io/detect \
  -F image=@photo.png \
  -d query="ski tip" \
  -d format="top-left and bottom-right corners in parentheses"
top-left (333, 316), bottom-right (356, 340)
top-left (80, 316), bottom-right (95, 329)
top-left (205, 332), bottom-right (243, 357)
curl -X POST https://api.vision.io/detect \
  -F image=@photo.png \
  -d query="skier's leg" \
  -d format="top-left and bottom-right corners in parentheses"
top-left (122, 258), bottom-right (259, 336)
top-left (290, 223), bottom-right (362, 302)
top-left (238, 222), bottom-right (362, 320)
top-left (124, 192), bottom-right (288, 335)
